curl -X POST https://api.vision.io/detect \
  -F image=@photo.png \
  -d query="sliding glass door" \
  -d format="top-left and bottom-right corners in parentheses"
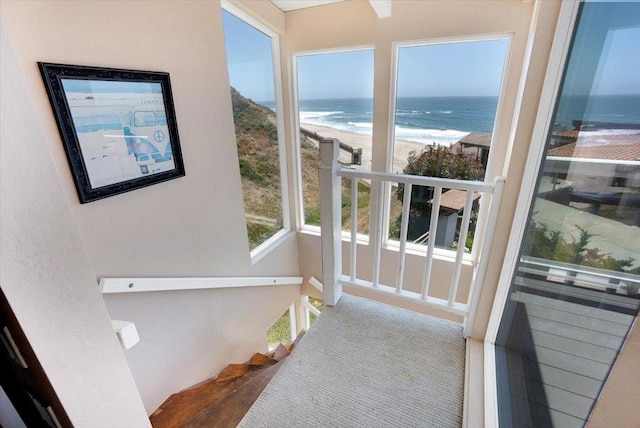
top-left (494, 2), bottom-right (640, 427)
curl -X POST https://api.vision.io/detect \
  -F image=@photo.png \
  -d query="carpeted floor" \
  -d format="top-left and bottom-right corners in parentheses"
top-left (239, 294), bottom-right (465, 427)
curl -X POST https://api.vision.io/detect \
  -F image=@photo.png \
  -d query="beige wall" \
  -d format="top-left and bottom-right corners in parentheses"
top-left (281, 0), bottom-right (558, 334)
top-left (587, 317), bottom-right (640, 428)
top-left (104, 284), bottom-right (299, 413)
top-left (1, 0), bottom-right (298, 279)
top-left (1, 0), bottom-right (301, 416)
top-left (1, 19), bottom-right (150, 426)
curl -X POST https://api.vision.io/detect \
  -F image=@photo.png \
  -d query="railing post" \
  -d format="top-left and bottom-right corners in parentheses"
top-left (319, 138), bottom-right (343, 306)
top-left (464, 176), bottom-right (506, 337)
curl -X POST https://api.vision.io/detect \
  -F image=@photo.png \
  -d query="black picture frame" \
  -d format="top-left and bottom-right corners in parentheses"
top-left (38, 62), bottom-right (185, 203)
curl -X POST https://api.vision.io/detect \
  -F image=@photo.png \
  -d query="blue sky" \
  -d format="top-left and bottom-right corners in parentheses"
top-left (223, 6), bottom-right (639, 102)
top-left (396, 40), bottom-right (508, 97)
top-left (62, 79), bottom-right (162, 94)
top-left (222, 11), bottom-right (275, 102)
top-left (296, 49), bottom-right (375, 100)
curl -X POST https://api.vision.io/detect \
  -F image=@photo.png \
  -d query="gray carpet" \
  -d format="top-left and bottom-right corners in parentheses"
top-left (239, 294), bottom-right (465, 427)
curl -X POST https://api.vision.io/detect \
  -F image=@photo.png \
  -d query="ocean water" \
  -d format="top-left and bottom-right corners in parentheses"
top-left (265, 94), bottom-right (640, 147)
top-left (298, 96), bottom-right (499, 146)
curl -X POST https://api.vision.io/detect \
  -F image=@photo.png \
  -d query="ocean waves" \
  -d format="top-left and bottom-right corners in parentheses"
top-left (300, 110), bottom-right (469, 146)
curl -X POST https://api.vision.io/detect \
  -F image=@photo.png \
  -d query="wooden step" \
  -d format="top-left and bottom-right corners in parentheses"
top-left (150, 331), bottom-right (306, 427)
top-left (150, 368), bottom-right (266, 427)
top-left (178, 360), bottom-right (284, 428)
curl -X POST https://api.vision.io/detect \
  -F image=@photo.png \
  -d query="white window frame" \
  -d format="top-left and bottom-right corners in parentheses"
top-left (482, 1), bottom-right (581, 426)
top-left (291, 45), bottom-right (375, 245)
top-left (221, 1), bottom-right (292, 265)
top-left (383, 33), bottom-right (513, 263)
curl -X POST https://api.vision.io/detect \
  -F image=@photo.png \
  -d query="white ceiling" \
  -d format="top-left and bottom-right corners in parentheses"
top-left (270, 0), bottom-right (392, 18)
top-left (270, 0), bottom-right (347, 13)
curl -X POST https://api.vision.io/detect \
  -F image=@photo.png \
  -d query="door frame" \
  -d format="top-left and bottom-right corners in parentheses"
top-left (482, 1), bottom-right (582, 426)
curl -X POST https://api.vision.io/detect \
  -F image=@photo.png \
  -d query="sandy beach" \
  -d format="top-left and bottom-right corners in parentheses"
top-left (300, 123), bottom-right (432, 173)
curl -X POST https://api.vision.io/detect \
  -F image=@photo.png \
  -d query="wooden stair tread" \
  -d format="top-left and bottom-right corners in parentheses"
top-left (216, 363), bottom-right (270, 383)
top-left (248, 352), bottom-right (278, 366)
top-left (182, 360), bottom-right (284, 428)
top-left (150, 332), bottom-right (307, 427)
top-left (272, 343), bottom-right (290, 361)
top-left (150, 368), bottom-right (265, 427)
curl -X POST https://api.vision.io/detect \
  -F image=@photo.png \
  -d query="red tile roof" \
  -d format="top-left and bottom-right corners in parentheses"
top-left (554, 129), bottom-right (580, 139)
top-left (547, 133), bottom-right (640, 161)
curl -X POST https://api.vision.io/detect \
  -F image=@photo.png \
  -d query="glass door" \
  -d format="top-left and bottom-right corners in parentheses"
top-left (494, 2), bottom-right (640, 427)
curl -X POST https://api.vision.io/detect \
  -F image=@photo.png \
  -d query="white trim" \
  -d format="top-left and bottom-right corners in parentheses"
top-left (339, 168), bottom-right (496, 192)
top-left (288, 304), bottom-right (297, 342)
top-left (484, 339), bottom-right (499, 427)
top-left (368, 0), bottom-right (392, 19)
top-left (393, 32), bottom-right (516, 50)
top-left (221, 2), bottom-right (293, 264)
top-left (483, 2), bottom-right (581, 427)
top-left (291, 55), bottom-right (306, 231)
top-left (111, 320), bottom-right (140, 350)
top-left (463, 338), bottom-right (485, 428)
top-left (250, 229), bottom-right (294, 265)
top-left (308, 276), bottom-right (324, 292)
top-left (471, 33), bottom-right (513, 263)
top-left (99, 276), bottom-right (303, 294)
top-left (340, 276), bottom-right (469, 316)
top-left (547, 156), bottom-right (640, 166)
top-left (295, 44), bottom-right (376, 58)
top-left (464, 176), bottom-right (506, 338)
top-left (301, 296), bottom-right (322, 317)
top-left (221, 1), bottom-right (279, 39)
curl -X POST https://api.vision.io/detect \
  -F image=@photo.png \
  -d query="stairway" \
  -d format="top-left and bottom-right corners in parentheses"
top-left (150, 294), bottom-right (466, 427)
top-left (149, 334), bottom-right (303, 428)
top-left (240, 294), bottom-right (466, 427)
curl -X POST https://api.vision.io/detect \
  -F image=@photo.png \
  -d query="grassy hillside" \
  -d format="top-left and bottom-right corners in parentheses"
top-left (231, 87), bottom-right (375, 247)
top-left (231, 87), bottom-right (284, 248)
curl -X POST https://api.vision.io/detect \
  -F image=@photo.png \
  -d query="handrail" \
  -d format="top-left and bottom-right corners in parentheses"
top-left (319, 138), bottom-right (505, 337)
top-left (520, 256), bottom-right (639, 284)
top-left (100, 276), bottom-right (303, 294)
top-left (300, 127), bottom-right (362, 165)
top-left (338, 168), bottom-right (494, 192)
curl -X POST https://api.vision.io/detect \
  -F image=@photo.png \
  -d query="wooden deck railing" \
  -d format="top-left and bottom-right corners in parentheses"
top-left (318, 138), bottom-right (505, 336)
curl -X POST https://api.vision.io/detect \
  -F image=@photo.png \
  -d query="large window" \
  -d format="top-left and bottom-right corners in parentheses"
top-left (495, 3), bottom-right (640, 426)
top-left (295, 49), bottom-right (374, 234)
top-left (388, 39), bottom-right (508, 252)
top-left (388, 39), bottom-right (508, 249)
top-left (222, 6), bottom-right (288, 255)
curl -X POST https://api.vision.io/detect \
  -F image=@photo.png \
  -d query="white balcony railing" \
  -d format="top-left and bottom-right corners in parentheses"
top-left (318, 138), bottom-right (505, 336)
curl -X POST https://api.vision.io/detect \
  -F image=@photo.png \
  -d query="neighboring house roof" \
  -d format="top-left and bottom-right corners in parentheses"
top-left (457, 132), bottom-right (491, 148)
top-left (438, 189), bottom-right (481, 212)
top-left (553, 129), bottom-right (580, 139)
top-left (547, 133), bottom-right (640, 161)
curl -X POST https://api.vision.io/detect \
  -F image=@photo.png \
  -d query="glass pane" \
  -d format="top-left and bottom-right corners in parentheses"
top-left (389, 39), bottom-right (508, 251)
top-left (296, 50), bottom-right (374, 233)
top-left (495, 3), bottom-right (640, 427)
top-left (222, 11), bottom-right (285, 250)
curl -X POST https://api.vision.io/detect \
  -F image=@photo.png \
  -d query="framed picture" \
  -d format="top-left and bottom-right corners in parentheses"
top-left (38, 62), bottom-right (185, 203)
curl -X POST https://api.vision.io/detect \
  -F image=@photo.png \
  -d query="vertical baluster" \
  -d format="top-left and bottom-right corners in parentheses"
top-left (372, 180), bottom-right (384, 288)
top-left (421, 186), bottom-right (442, 299)
top-left (350, 177), bottom-right (358, 282)
top-left (448, 190), bottom-right (475, 306)
top-left (396, 182), bottom-right (412, 293)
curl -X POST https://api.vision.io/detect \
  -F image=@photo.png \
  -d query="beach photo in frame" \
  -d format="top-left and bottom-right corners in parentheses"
top-left (38, 63), bottom-right (185, 203)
